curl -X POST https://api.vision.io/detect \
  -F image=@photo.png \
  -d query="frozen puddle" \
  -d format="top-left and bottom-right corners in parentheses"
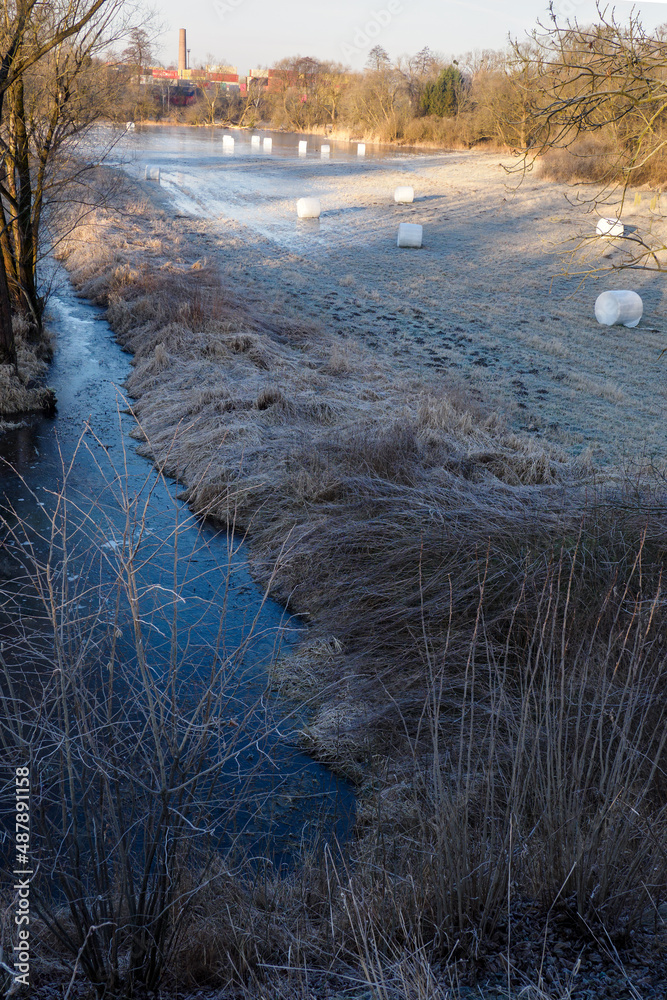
top-left (160, 165), bottom-right (333, 248)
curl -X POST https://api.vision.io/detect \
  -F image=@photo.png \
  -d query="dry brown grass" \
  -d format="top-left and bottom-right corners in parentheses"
top-left (0, 314), bottom-right (55, 420)
top-left (539, 136), bottom-right (622, 185)
top-left (48, 178), bottom-right (667, 996)
top-left (539, 133), bottom-right (667, 190)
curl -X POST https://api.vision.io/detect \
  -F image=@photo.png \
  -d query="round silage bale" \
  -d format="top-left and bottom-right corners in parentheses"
top-left (397, 222), bottom-right (423, 248)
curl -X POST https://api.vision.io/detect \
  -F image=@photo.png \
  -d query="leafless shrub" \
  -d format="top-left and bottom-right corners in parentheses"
top-left (0, 428), bottom-right (288, 996)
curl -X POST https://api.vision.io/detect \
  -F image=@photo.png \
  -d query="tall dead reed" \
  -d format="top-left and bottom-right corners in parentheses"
top-left (0, 425), bottom-right (293, 997)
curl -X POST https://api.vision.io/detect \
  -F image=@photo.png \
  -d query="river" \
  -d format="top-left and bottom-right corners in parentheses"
top-left (0, 272), bottom-right (355, 864)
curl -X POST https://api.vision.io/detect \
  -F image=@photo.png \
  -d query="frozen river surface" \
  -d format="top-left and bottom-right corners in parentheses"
top-left (0, 270), bottom-right (355, 863)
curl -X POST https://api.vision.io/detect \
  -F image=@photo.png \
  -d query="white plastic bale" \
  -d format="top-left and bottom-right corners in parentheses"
top-left (144, 166), bottom-right (160, 183)
top-left (298, 140), bottom-right (308, 155)
top-left (397, 222), bottom-right (422, 248)
top-left (263, 137), bottom-right (272, 152)
top-left (595, 290), bottom-right (643, 328)
top-left (394, 186), bottom-right (414, 204)
top-left (596, 217), bottom-right (624, 237)
top-left (251, 135), bottom-right (261, 148)
top-left (321, 144), bottom-right (330, 157)
top-left (357, 143), bottom-right (366, 156)
top-left (296, 197), bottom-right (321, 219)
top-left (222, 134), bottom-right (234, 147)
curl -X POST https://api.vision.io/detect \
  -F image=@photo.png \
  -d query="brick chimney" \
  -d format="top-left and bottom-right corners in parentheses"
top-left (178, 28), bottom-right (186, 75)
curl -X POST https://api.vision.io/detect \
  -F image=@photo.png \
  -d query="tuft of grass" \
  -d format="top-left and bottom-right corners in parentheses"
top-left (0, 315), bottom-right (55, 421)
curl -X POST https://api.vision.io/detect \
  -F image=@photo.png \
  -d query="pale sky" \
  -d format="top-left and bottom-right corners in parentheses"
top-left (148, 1), bottom-right (667, 74)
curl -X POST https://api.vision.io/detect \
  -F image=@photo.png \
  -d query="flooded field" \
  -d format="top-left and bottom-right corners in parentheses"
top-left (111, 124), bottom-right (667, 465)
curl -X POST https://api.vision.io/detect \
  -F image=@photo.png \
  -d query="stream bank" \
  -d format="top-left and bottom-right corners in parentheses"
top-left (0, 315), bottom-right (56, 431)
top-left (40, 151), bottom-right (667, 998)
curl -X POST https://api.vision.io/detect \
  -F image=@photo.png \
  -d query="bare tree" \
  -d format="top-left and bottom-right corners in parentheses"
top-left (238, 75), bottom-right (266, 127)
top-left (346, 56), bottom-right (406, 141)
top-left (395, 46), bottom-right (442, 109)
top-left (513, 3), bottom-right (667, 270)
top-left (0, 0), bottom-right (129, 365)
top-left (366, 44), bottom-right (390, 72)
top-left (266, 56), bottom-right (348, 131)
top-left (1, 24), bottom-right (122, 334)
top-left (122, 25), bottom-right (152, 73)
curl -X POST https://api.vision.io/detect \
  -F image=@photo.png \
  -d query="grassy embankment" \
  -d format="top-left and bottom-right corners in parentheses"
top-left (48, 169), bottom-right (667, 996)
top-left (0, 316), bottom-right (55, 430)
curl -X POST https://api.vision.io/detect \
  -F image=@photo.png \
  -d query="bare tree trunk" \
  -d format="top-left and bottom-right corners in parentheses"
top-left (0, 58), bottom-right (17, 365)
top-left (11, 77), bottom-right (40, 334)
top-left (0, 194), bottom-right (20, 311)
top-left (0, 230), bottom-right (16, 367)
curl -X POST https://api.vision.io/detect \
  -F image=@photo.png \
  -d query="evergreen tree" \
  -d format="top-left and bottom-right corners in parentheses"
top-left (420, 64), bottom-right (463, 117)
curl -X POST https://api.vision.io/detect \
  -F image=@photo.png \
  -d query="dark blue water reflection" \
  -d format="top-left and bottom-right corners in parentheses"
top-left (0, 275), bottom-right (355, 865)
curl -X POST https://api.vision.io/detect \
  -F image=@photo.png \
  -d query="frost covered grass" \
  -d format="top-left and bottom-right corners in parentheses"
top-left (44, 174), bottom-right (667, 996)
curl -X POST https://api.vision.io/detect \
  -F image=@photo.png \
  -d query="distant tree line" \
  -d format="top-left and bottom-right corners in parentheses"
top-left (116, 43), bottom-right (534, 149)
top-left (116, 9), bottom-right (667, 213)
